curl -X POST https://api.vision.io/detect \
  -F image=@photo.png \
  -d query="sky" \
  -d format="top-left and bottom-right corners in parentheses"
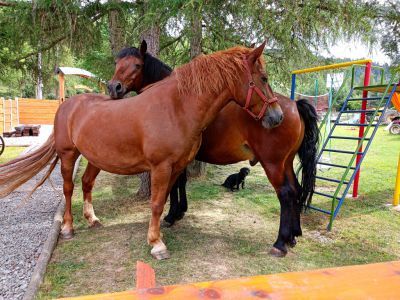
top-left (324, 40), bottom-right (391, 65)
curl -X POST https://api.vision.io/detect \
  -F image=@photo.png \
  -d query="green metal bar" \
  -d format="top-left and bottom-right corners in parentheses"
top-left (351, 64), bottom-right (386, 88)
top-left (327, 72), bottom-right (399, 230)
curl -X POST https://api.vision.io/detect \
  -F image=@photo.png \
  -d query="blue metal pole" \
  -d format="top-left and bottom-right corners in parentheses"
top-left (290, 74), bottom-right (296, 100)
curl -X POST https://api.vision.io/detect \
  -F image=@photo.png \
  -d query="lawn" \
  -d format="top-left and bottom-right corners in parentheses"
top-left (0, 146), bottom-right (26, 164)
top-left (37, 127), bottom-right (400, 299)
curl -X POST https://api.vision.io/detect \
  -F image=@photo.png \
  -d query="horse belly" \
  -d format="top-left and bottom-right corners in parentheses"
top-left (196, 128), bottom-right (252, 164)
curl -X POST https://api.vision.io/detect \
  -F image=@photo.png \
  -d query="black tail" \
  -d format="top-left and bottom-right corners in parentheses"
top-left (296, 99), bottom-right (319, 208)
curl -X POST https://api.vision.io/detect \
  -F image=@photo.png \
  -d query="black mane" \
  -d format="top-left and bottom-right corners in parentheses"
top-left (117, 47), bottom-right (173, 87)
top-left (116, 47), bottom-right (141, 59)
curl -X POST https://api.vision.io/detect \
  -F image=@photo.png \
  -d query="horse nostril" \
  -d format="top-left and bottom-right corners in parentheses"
top-left (116, 83), bottom-right (122, 92)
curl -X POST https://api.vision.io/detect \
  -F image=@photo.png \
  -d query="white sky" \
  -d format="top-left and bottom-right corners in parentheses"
top-left (323, 40), bottom-right (391, 65)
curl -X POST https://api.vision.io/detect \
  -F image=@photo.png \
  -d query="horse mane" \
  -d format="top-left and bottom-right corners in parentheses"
top-left (117, 47), bottom-right (172, 86)
top-left (117, 47), bottom-right (141, 59)
top-left (174, 46), bottom-right (265, 97)
top-left (143, 53), bottom-right (173, 85)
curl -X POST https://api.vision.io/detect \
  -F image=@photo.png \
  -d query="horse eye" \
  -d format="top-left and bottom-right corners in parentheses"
top-left (135, 64), bottom-right (142, 69)
top-left (261, 76), bottom-right (268, 83)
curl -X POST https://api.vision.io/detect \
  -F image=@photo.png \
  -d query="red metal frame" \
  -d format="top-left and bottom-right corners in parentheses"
top-left (352, 62), bottom-right (371, 197)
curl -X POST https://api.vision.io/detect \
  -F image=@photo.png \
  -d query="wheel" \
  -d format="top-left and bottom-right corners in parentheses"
top-left (389, 124), bottom-right (400, 135)
top-left (383, 111), bottom-right (397, 125)
top-left (0, 135), bottom-right (4, 156)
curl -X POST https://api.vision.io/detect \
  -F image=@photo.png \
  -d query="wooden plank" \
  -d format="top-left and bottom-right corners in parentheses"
top-left (136, 261), bottom-right (156, 289)
top-left (61, 261), bottom-right (400, 300)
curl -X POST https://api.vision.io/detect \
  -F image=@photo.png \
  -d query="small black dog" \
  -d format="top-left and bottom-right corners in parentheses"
top-left (221, 167), bottom-right (250, 191)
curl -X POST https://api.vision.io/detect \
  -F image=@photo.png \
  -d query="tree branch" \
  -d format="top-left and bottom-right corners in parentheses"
top-left (159, 35), bottom-right (183, 53)
top-left (16, 35), bottom-right (67, 62)
top-left (0, 1), bottom-right (15, 7)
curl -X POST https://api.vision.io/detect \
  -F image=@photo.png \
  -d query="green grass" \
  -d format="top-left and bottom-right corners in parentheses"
top-left (37, 127), bottom-right (400, 299)
top-left (0, 146), bottom-right (26, 163)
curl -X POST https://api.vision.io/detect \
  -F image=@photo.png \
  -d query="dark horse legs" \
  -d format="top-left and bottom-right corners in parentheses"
top-left (271, 173), bottom-right (302, 255)
top-left (165, 162), bottom-right (303, 256)
top-left (163, 169), bottom-right (187, 226)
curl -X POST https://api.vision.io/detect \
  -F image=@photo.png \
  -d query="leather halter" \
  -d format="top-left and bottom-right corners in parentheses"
top-left (242, 55), bottom-right (278, 120)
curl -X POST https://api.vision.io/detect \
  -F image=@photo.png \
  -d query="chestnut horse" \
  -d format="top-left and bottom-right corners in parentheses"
top-left (0, 43), bottom-right (283, 259)
top-left (107, 41), bottom-right (319, 256)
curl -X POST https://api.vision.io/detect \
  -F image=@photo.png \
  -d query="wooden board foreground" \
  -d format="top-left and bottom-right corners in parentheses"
top-left (61, 260), bottom-right (400, 300)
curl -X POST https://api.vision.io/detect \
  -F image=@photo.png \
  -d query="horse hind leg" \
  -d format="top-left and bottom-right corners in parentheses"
top-left (163, 180), bottom-right (179, 227)
top-left (163, 169), bottom-right (188, 227)
top-left (82, 163), bottom-right (102, 228)
top-left (264, 165), bottom-right (297, 257)
top-left (176, 169), bottom-right (188, 217)
top-left (60, 151), bottom-right (80, 239)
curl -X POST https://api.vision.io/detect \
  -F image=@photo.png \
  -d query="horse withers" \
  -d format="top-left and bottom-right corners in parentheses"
top-left (0, 43), bottom-right (283, 259)
top-left (107, 41), bottom-right (318, 257)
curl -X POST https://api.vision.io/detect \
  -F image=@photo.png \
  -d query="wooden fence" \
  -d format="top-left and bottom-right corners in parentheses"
top-left (0, 97), bottom-right (59, 134)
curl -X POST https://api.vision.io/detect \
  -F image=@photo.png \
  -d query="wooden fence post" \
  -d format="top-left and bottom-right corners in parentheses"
top-left (0, 97), bottom-right (4, 134)
top-left (15, 97), bottom-right (19, 125)
top-left (9, 98), bottom-right (13, 131)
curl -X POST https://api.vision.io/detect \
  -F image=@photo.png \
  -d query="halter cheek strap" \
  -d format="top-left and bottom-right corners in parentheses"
top-left (242, 56), bottom-right (278, 120)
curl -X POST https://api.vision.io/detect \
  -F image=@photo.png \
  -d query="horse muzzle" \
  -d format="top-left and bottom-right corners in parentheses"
top-left (107, 80), bottom-right (126, 100)
top-left (262, 103), bottom-right (284, 129)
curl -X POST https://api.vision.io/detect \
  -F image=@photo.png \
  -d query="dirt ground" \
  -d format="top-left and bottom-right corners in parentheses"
top-left (38, 157), bottom-right (400, 298)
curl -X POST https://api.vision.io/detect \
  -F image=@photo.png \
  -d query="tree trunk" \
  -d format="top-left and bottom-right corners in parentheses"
top-left (35, 51), bottom-right (43, 99)
top-left (108, 0), bottom-right (125, 56)
top-left (140, 26), bottom-right (160, 56)
top-left (187, 5), bottom-right (207, 178)
top-left (136, 3), bottom-right (161, 199)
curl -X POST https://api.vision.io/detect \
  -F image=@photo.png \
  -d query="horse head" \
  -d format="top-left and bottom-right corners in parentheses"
top-left (239, 42), bottom-right (283, 129)
top-left (107, 40), bottom-right (147, 99)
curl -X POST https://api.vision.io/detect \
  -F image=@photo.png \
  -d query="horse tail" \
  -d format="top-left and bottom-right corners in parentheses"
top-left (0, 132), bottom-right (58, 198)
top-left (295, 99), bottom-right (319, 208)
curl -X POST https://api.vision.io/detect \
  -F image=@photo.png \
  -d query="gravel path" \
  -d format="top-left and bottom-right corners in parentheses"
top-left (0, 126), bottom-right (64, 300)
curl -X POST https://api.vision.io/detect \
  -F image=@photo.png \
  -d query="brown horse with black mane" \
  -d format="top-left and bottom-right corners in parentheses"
top-left (0, 43), bottom-right (283, 259)
top-left (107, 41), bottom-right (319, 257)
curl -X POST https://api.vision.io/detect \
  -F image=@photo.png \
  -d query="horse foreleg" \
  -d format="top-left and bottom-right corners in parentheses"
top-left (60, 152), bottom-right (80, 239)
top-left (82, 163), bottom-right (102, 228)
top-left (148, 164), bottom-right (175, 260)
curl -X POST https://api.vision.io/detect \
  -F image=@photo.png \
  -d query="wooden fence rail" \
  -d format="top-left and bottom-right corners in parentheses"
top-left (0, 97), bottom-right (59, 134)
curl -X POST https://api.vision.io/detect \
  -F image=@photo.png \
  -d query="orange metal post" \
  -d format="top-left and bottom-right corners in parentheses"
top-left (136, 261), bottom-right (156, 289)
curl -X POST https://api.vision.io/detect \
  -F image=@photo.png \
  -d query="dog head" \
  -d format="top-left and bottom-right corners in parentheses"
top-left (239, 167), bottom-right (250, 177)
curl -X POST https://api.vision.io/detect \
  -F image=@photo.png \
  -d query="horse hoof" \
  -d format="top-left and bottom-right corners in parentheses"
top-left (288, 238), bottom-right (297, 248)
top-left (269, 247), bottom-right (287, 257)
top-left (60, 229), bottom-right (74, 240)
top-left (151, 249), bottom-right (170, 260)
top-left (175, 212), bottom-right (185, 221)
top-left (89, 220), bottom-right (103, 229)
top-left (161, 219), bottom-right (174, 228)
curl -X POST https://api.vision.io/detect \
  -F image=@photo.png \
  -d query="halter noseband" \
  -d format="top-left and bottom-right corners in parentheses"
top-left (242, 55), bottom-right (278, 120)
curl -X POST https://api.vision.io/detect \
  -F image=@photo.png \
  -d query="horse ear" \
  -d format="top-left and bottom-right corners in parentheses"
top-left (247, 40), bottom-right (266, 65)
top-left (140, 40), bottom-right (147, 56)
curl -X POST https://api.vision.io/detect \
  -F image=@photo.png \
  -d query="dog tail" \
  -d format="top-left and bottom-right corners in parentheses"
top-left (296, 99), bottom-right (319, 208)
